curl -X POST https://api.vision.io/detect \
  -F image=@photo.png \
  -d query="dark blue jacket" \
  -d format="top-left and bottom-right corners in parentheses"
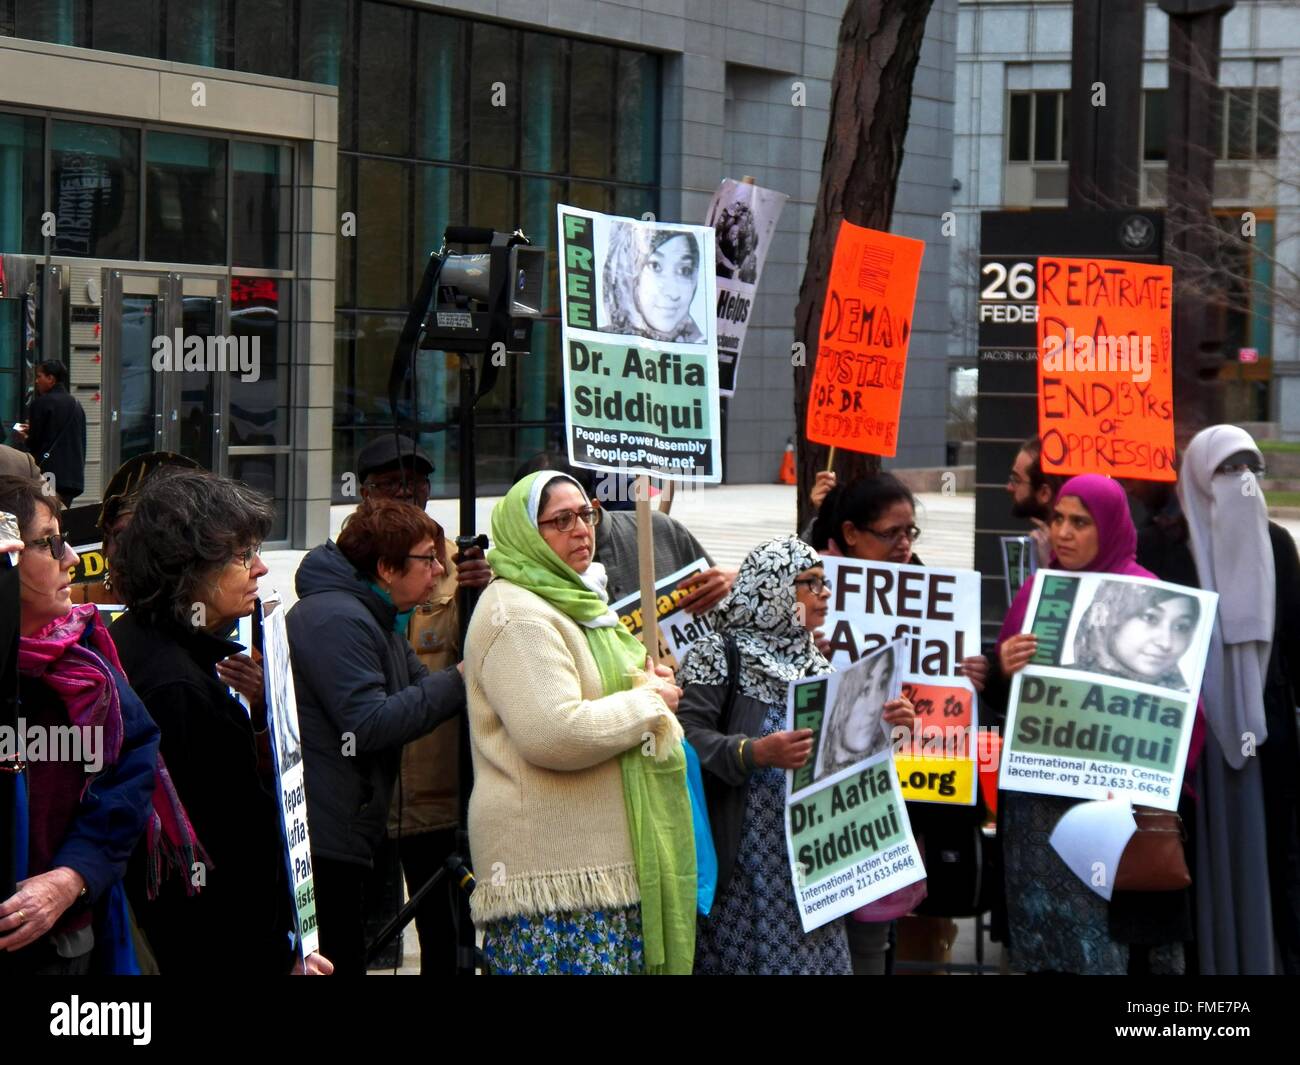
top-left (18, 633), bottom-right (159, 908)
top-left (287, 541), bottom-right (465, 866)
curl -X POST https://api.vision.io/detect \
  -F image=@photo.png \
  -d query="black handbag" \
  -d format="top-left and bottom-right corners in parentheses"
top-left (911, 802), bottom-right (1000, 918)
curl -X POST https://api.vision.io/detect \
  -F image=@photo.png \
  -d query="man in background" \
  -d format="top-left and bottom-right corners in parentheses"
top-left (1006, 435), bottom-right (1062, 568)
top-left (12, 360), bottom-right (86, 508)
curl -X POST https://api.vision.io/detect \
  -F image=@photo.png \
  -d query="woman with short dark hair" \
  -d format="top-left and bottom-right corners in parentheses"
top-left (108, 469), bottom-right (326, 973)
top-left (288, 496), bottom-right (466, 975)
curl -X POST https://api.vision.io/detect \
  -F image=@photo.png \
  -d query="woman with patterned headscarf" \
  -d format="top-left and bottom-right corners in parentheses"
top-left (601, 224), bottom-right (704, 343)
top-left (677, 535), bottom-right (915, 974)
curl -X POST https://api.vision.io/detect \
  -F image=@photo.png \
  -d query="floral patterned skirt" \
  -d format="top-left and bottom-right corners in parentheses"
top-left (481, 905), bottom-right (645, 975)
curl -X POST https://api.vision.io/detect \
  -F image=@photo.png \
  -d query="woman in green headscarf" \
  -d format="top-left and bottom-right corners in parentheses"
top-left (464, 471), bottom-right (696, 974)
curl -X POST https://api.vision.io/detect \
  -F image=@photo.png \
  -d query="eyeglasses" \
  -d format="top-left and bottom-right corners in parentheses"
top-left (537, 507), bottom-right (601, 533)
top-left (406, 553), bottom-right (442, 568)
top-left (27, 534), bottom-right (68, 561)
top-left (1007, 472), bottom-right (1030, 488)
top-left (793, 576), bottom-right (832, 594)
top-left (232, 544), bottom-right (263, 570)
top-left (863, 524), bottom-right (921, 545)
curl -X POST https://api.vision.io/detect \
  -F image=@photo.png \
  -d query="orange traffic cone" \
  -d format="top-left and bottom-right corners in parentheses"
top-left (778, 438), bottom-right (797, 485)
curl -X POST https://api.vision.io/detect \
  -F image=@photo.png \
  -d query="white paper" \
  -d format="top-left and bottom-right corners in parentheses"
top-left (1048, 797), bottom-right (1138, 901)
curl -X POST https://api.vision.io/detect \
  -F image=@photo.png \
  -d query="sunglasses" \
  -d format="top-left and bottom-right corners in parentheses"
top-left (27, 534), bottom-right (69, 561)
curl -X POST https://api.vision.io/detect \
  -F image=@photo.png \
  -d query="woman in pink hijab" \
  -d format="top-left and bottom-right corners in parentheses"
top-left (997, 474), bottom-right (1198, 974)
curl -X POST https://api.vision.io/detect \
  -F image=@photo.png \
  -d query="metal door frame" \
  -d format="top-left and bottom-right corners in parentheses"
top-left (101, 267), bottom-right (230, 476)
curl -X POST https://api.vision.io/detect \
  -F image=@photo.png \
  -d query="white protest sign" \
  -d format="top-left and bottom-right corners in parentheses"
top-left (706, 178), bottom-right (788, 395)
top-left (609, 557), bottom-right (711, 670)
top-left (262, 606), bottom-right (319, 958)
top-left (557, 204), bottom-right (722, 483)
top-left (820, 556), bottom-right (981, 805)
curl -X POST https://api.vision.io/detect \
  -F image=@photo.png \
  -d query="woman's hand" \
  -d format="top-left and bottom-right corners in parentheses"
top-left (999, 634), bottom-right (1038, 677)
top-left (811, 470), bottom-right (837, 509)
top-left (813, 628), bottom-right (832, 657)
top-left (216, 653), bottom-right (264, 707)
top-left (645, 658), bottom-right (681, 713)
top-left (1028, 519), bottom-right (1052, 568)
top-left (958, 654), bottom-right (989, 693)
top-left (292, 951), bottom-right (335, 975)
top-left (882, 695), bottom-right (916, 734)
top-left (675, 567), bottom-right (737, 616)
top-left (0, 867), bottom-right (85, 952)
top-left (753, 729), bottom-right (814, 769)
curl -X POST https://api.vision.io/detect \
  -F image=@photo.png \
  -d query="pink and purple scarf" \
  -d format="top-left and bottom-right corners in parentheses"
top-left (19, 604), bottom-right (209, 899)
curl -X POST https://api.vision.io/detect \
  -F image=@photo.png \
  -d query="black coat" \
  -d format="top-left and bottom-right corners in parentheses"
top-left (677, 682), bottom-right (768, 901)
top-left (110, 610), bottom-right (295, 975)
top-left (26, 385), bottom-right (86, 498)
top-left (287, 541), bottom-right (465, 867)
top-left (1137, 518), bottom-right (1300, 971)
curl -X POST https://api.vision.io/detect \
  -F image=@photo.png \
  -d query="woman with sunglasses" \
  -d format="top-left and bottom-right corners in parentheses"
top-left (108, 469), bottom-right (330, 974)
top-left (0, 476), bottom-right (171, 974)
top-left (288, 495), bottom-right (465, 975)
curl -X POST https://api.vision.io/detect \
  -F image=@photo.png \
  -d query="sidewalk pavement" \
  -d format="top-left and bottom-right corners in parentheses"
top-left (260, 485), bottom-right (979, 608)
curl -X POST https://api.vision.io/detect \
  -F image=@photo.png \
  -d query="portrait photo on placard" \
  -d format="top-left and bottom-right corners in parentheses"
top-left (712, 197), bottom-right (761, 283)
top-left (812, 640), bottom-right (900, 784)
top-left (1066, 578), bottom-right (1203, 693)
top-left (597, 221), bottom-right (708, 345)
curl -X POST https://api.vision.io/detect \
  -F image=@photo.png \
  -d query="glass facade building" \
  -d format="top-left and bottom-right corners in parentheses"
top-left (1, 0), bottom-right (660, 501)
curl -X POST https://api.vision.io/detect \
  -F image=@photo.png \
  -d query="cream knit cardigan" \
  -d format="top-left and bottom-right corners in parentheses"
top-left (464, 578), bottom-right (683, 924)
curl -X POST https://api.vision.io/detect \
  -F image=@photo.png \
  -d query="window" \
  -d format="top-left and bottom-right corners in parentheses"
top-left (0, 112), bottom-right (44, 255)
top-left (50, 120), bottom-right (141, 259)
top-left (1142, 90), bottom-right (1166, 161)
top-left (233, 0), bottom-right (295, 79)
top-left (91, 1), bottom-right (160, 57)
top-left (166, 0), bottom-right (233, 68)
top-left (145, 131), bottom-right (227, 264)
top-left (1144, 86), bottom-right (1281, 164)
top-left (334, 7), bottom-right (660, 499)
top-left (16, 3), bottom-right (87, 46)
top-left (300, 0), bottom-right (349, 85)
top-left (1215, 87), bottom-right (1278, 161)
top-left (232, 141), bottom-right (292, 268)
top-left (1007, 91), bottom-right (1069, 163)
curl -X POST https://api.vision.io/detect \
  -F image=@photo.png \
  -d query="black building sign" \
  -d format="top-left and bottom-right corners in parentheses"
top-left (975, 209), bottom-right (1163, 645)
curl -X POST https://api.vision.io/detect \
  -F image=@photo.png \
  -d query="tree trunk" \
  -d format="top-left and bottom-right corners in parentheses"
top-left (793, 0), bottom-right (936, 532)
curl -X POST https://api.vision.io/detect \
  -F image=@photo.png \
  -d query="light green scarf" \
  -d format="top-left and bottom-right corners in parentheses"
top-left (488, 472), bottom-right (695, 974)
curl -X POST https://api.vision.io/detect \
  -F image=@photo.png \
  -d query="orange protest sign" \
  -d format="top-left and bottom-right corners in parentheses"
top-left (1036, 256), bottom-right (1176, 482)
top-left (806, 222), bottom-right (925, 457)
